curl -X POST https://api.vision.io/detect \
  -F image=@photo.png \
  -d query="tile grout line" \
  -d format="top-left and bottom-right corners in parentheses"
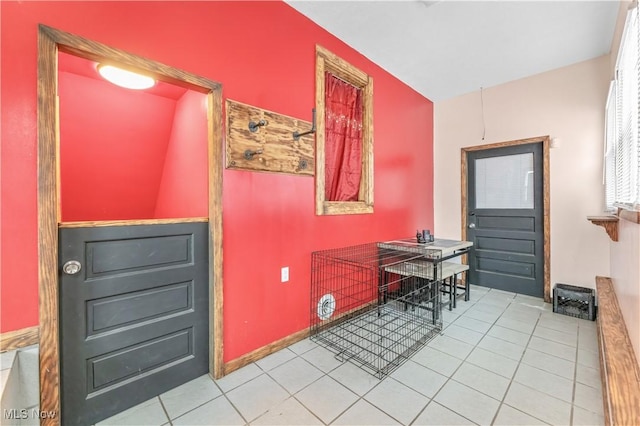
top-left (255, 342), bottom-right (387, 425)
top-left (161, 378), bottom-right (239, 425)
top-left (217, 352), bottom-right (317, 424)
top-left (570, 323), bottom-right (581, 426)
top-left (210, 371), bottom-right (253, 426)
top-left (263, 354), bottom-right (330, 425)
top-left (296, 340), bottom-right (393, 425)
top-left (265, 340), bottom-right (332, 425)
top-left (444, 291), bottom-right (528, 425)
top-left (408, 288), bottom-right (504, 425)
top-left (243, 352), bottom-right (314, 424)
top-left (321, 347), bottom-right (411, 425)
top-left (488, 309), bottom-right (553, 426)
top-left (572, 322), bottom-right (606, 423)
top-left (156, 396), bottom-right (173, 426)
top-left (447, 289), bottom-right (565, 425)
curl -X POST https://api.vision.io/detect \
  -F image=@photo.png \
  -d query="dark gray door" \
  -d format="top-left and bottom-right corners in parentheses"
top-left (59, 222), bottom-right (209, 425)
top-left (467, 143), bottom-right (544, 297)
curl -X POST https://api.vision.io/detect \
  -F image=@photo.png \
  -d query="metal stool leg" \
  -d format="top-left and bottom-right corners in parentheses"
top-left (446, 276), bottom-right (453, 311)
top-left (440, 276), bottom-right (452, 311)
top-left (452, 273), bottom-right (458, 309)
top-left (464, 270), bottom-right (470, 301)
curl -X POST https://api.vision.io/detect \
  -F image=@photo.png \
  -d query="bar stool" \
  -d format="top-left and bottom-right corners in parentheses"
top-left (440, 262), bottom-right (470, 309)
top-left (383, 260), bottom-right (441, 322)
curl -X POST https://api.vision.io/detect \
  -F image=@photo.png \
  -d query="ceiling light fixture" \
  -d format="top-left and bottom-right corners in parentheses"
top-left (98, 64), bottom-right (155, 90)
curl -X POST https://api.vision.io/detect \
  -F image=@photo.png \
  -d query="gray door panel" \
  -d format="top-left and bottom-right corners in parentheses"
top-left (60, 222), bottom-right (209, 425)
top-left (467, 143), bottom-right (544, 297)
top-left (476, 215), bottom-right (535, 231)
top-left (475, 236), bottom-right (535, 254)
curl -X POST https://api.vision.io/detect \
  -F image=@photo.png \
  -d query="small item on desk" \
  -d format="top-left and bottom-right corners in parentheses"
top-left (416, 229), bottom-right (434, 244)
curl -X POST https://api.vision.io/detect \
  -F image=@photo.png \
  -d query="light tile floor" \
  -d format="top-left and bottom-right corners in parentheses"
top-left (98, 285), bottom-right (604, 425)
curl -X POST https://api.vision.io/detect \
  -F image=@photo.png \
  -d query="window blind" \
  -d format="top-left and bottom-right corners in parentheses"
top-left (604, 81), bottom-right (616, 211)
top-left (605, 6), bottom-right (640, 212)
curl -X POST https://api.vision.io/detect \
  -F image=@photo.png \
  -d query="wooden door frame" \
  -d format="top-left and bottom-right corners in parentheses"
top-left (461, 136), bottom-right (551, 302)
top-left (37, 25), bottom-right (224, 425)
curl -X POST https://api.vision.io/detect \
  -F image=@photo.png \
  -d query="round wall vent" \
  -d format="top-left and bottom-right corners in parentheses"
top-left (317, 294), bottom-right (336, 320)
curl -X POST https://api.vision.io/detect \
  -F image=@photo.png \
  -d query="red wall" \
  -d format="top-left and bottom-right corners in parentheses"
top-left (154, 90), bottom-right (208, 218)
top-left (59, 71), bottom-right (177, 221)
top-left (0, 1), bottom-right (434, 362)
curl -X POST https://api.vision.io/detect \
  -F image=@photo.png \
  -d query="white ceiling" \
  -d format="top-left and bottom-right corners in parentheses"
top-left (286, 0), bottom-right (621, 101)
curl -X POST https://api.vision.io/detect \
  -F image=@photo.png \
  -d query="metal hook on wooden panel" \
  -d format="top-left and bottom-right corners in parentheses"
top-left (293, 109), bottom-right (316, 141)
top-left (248, 119), bottom-right (267, 132)
top-left (244, 149), bottom-right (263, 160)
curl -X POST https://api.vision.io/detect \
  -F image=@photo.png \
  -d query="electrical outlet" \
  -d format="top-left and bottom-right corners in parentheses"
top-left (281, 266), bottom-right (289, 283)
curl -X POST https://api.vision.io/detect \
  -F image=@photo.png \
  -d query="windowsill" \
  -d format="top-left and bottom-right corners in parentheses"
top-left (618, 207), bottom-right (640, 224)
top-left (320, 201), bottom-right (374, 215)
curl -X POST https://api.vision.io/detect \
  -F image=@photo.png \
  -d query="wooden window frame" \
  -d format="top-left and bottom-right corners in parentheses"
top-left (315, 45), bottom-right (374, 215)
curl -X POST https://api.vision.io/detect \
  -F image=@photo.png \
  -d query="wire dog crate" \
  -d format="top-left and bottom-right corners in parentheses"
top-left (310, 242), bottom-right (443, 378)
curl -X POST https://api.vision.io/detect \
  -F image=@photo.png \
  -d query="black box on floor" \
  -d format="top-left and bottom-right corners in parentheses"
top-left (552, 283), bottom-right (596, 321)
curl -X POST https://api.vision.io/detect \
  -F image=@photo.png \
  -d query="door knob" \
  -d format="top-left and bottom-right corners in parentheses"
top-left (468, 223), bottom-right (476, 229)
top-left (63, 260), bottom-right (82, 275)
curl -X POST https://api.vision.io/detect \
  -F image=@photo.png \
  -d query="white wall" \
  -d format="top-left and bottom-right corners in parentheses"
top-left (434, 55), bottom-right (611, 292)
top-left (611, 219), bottom-right (640, 360)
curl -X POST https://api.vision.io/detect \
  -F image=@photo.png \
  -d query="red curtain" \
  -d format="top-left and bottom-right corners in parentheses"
top-left (324, 72), bottom-right (363, 201)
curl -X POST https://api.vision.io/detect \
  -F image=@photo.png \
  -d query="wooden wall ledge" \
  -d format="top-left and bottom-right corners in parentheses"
top-left (587, 216), bottom-right (619, 241)
top-left (595, 276), bottom-right (640, 426)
